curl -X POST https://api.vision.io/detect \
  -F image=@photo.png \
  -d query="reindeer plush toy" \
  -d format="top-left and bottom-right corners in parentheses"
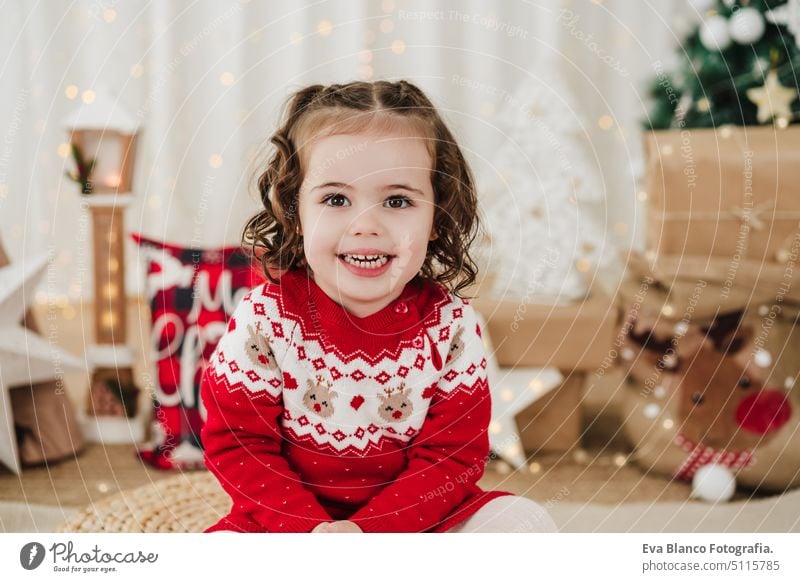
top-left (615, 253), bottom-right (800, 494)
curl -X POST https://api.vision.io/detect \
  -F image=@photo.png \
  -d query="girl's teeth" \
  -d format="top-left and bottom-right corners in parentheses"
top-left (342, 254), bottom-right (390, 268)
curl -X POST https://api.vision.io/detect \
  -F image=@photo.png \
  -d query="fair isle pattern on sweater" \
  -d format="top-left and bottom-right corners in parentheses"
top-left (200, 268), bottom-right (512, 533)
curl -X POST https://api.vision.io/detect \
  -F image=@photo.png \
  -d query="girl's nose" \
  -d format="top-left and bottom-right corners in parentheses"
top-left (348, 205), bottom-right (384, 236)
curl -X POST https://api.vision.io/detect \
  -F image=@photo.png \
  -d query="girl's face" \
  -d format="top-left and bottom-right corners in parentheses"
top-left (297, 130), bottom-right (437, 319)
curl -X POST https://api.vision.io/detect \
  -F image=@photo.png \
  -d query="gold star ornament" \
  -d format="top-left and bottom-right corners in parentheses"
top-left (746, 70), bottom-right (797, 124)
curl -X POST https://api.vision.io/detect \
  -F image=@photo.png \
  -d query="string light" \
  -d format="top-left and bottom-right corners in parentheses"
top-left (104, 283), bottom-right (118, 299)
top-left (62, 305), bottom-right (76, 320)
top-left (572, 449), bottom-right (589, 464)
top-left (105, 173), bottom-right (122, 188)
top-left (643, 403), bottom-right (661, 419)
top-left (528, 377), bottom-right (543, 392)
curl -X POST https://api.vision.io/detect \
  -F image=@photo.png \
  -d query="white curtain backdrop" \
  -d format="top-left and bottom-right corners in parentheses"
top-left (0, 0), bottom-right (696, 300)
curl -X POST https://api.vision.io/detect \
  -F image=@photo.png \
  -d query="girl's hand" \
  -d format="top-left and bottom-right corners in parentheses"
top-left (311, 520), bottom-right (363, 533)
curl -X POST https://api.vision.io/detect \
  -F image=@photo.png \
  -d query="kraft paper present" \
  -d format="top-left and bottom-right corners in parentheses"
top-left (644, 126), bottom-right (800, 264)
top-left (617, 250), bottom-right (800, 326)
top-left (471, 290), bottom-right (618, 371)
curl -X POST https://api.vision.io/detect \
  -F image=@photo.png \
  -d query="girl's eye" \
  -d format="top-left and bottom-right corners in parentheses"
top-left (385, 196), bottom-right (412, 209)
top-left (322, 193), bottom-right (350, 207)
top-left (322, 193), bottom-right (413, 208)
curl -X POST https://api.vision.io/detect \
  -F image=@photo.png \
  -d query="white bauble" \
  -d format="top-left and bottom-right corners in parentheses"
top-left (730, 8), bottom-right (766, 44)
top-left (687, 0), bottom-right (716, 13)
top-left (692, 464), bottom-right (736, 503)
top-left (700, 15), bottom-right (732, 51)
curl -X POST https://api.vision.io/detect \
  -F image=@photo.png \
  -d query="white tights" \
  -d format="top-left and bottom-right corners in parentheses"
top-left (211, 496), bottom-right (558, 533)
top-left (446, 496), bottom-right (558, 533)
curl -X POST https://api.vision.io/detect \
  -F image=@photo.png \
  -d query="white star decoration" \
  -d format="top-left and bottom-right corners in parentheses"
top-left (476, 312), bottom-right (563, 470)
top-left (0, 255), bottom-right (85, 474)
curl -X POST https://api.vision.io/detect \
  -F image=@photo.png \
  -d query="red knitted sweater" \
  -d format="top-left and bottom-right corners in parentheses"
top-left (200, 267), bottom-right (512, 533)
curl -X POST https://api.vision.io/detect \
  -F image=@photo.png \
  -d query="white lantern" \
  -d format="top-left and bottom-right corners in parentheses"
top-left (63, 85), bottom-right (140, 194)
top-left (62, 86), bottom-right (144, 443)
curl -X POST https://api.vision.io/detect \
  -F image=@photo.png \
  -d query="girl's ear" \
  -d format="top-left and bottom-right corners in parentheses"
top-left (429, 229), bottom-right (438, 241)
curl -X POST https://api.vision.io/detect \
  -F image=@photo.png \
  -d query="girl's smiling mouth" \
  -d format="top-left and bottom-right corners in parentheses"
top-left (337, 253), bottom-right (395, 276)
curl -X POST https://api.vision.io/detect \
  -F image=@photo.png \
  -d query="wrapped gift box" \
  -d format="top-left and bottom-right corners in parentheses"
top-left (643, 126), bottom-right (800, 265)
top-left (471, 288), bottom-right (618, 371)
top-left (470, 275), bottom-right (619, 454)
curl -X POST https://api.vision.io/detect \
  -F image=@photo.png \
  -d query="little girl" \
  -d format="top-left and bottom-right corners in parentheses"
top-left (200, 80), bottom-right (557, 533)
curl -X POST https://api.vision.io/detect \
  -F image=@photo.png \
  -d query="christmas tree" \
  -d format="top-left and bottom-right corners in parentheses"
top-left (648, 0), bottom-right (800, 129)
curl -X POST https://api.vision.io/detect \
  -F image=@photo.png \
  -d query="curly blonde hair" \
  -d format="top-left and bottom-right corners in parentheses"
top-left (243, 80), bottom-right (482, 298)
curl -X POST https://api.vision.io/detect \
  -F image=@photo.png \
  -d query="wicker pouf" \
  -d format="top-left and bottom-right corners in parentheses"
top-left (59, 471), bottom-right (230, 533)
